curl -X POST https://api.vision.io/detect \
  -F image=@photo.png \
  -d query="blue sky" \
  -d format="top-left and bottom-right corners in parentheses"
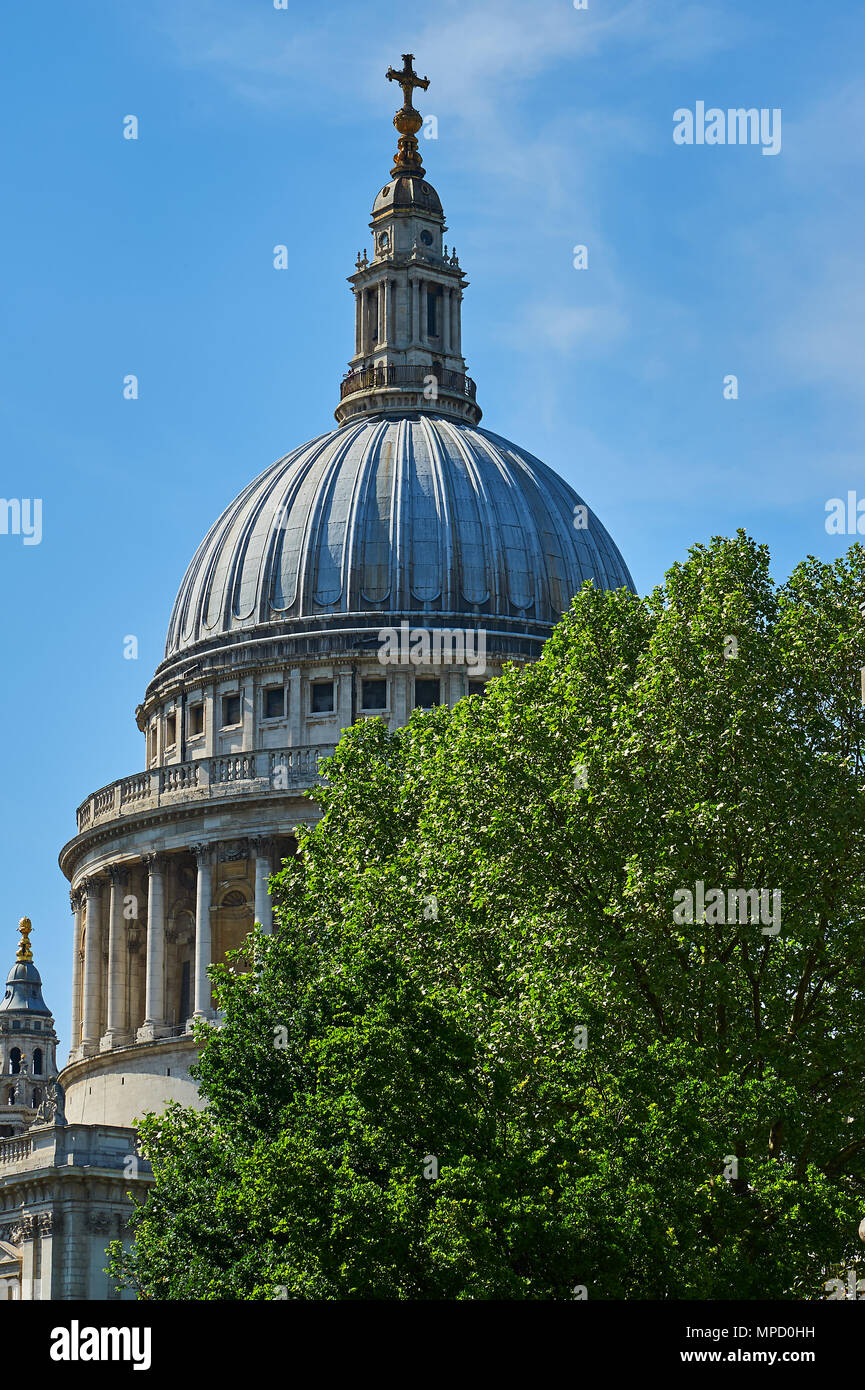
top-left (1, 0), bottom-right (863, 1046)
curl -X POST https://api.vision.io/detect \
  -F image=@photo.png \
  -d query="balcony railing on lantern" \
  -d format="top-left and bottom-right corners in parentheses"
top-left (74, 744), bottom-right (336, 834)
top-left (340, 363), bottom-right (477, 402)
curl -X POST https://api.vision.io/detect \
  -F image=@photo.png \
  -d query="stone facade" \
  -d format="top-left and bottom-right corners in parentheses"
top-left (0, 1123), bottom-right (150, 1300)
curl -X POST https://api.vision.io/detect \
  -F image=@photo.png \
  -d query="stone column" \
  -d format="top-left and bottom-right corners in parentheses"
top-left (69, 890), bottom-right (84, 1062)
top-left (101, 865), bottom-right (130, 1051)
top-left (79, 878), bottom-right (103, 1056)
top-left (251, 838), bottom-right (274, 934)
top-left (192, 843), bottom-right (214, 1019)
top-left (137, 853), bottom-right (166, 1042)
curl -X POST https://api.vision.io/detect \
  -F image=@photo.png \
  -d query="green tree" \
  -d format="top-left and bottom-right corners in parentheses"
top-left (109, 533), bottom-right (865, 1299)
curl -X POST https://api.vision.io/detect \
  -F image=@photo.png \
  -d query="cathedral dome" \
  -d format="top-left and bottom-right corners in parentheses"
top-left (163, 414), bottom-right (634, 662)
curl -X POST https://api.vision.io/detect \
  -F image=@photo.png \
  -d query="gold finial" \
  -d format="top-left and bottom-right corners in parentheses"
top-left (386, 53), bottom-right (430, 178)
top-left (17, 917), bottom-right (33, 963)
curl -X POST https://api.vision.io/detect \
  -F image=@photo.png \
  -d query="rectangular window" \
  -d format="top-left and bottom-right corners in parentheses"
top-left (311, 682), bottom-right (334, 714)
top-left (165, 713), bottom-right (177, 747)
top-left (222, 694), bottom-right (241, 727)
top-left (468, 680), bottom-right (486, 698)
top-left (415, 678), bottom-right (441, 709)
top-left (264, 687), bottom-right (285, 719)
top-left (361, 678), bottom-right (387, 710)
top-left (189, 703), bottom-right (204, 736)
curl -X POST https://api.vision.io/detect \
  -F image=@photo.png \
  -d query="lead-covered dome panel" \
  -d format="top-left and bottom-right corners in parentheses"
top-left (164, 415), bottom-right (634, 658)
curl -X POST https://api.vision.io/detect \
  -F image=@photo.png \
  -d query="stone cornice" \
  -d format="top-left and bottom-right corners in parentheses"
top-left (59, 792), bottom-right (315, 884)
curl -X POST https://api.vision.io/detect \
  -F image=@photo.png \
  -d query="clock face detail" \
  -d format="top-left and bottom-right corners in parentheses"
top-left (420, 229), bottom-right (433, 246)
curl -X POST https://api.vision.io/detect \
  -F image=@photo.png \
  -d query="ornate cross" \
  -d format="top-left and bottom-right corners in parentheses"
top-left (386, 54), bottom-right (430, 111)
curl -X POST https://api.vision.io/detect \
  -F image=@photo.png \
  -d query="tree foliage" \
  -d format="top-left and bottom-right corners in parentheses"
top-left (110, 533), bottom-right (865, 1299)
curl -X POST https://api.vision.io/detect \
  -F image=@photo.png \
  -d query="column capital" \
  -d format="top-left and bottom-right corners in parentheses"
top-left (249, 836), bottom-right (275, 858)
top-left (69, 887), bottom-right (84, 913)
top-left (81, 875), bottom-right (104, 900)
top-left (143, 852), bottom-right (167, 875)
top-left (107, 864), bottom-right (130, 887)
top-left (191, 841), bottom-right (215, 866)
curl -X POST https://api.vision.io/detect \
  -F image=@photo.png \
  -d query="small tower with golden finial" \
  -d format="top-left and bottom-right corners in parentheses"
top-left (0, 917), bottom-right (59, 1138)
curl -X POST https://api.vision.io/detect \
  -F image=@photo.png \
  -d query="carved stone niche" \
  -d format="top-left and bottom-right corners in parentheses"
top-left (178, 864), bottom-right (197, 896)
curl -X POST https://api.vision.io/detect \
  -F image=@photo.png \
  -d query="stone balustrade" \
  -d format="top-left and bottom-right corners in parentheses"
top-left (0, 1137), bottom-right (32, 1166)
top-left (75, 745), bottom-right (335, 834)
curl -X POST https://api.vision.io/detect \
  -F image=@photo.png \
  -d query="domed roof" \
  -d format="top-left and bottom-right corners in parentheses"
top-left (373, 175), bottom-right (443, 217)
top-left (163, 414), bottom-right (633, 661)
top-left (0, 961), bottom-right (51, 1016)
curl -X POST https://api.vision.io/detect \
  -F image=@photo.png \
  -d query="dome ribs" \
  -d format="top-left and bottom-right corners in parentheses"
top-left (156, 416), bottom-right (634, 673)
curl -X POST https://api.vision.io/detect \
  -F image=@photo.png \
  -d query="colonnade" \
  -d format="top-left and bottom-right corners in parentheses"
top-left (68, 837), bottom-right (277, 1061)
top-left (356, 277), bottom-right (461, 354)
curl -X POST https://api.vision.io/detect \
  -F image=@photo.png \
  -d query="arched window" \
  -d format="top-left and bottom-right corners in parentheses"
top-left (32, 1087), bottom-right (41, 1108)
top-left (32, 1048), bottom-right (43, 1076)
top-left (9, 1049), bottom-right (21, 1075)
top-left (6, 1086), bottom-right (15, 1105)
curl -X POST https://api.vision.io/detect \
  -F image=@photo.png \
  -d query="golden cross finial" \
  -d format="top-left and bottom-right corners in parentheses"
top-left (385, 54), bottom-right (431, 179)
top-left (17, 916), bottom-right (33, 963)
top-left (386, 54), bottom-right (430, 111)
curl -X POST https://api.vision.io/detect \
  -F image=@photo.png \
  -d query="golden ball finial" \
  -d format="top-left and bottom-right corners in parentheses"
top-left (16, 916), bottom-right (33, 963)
